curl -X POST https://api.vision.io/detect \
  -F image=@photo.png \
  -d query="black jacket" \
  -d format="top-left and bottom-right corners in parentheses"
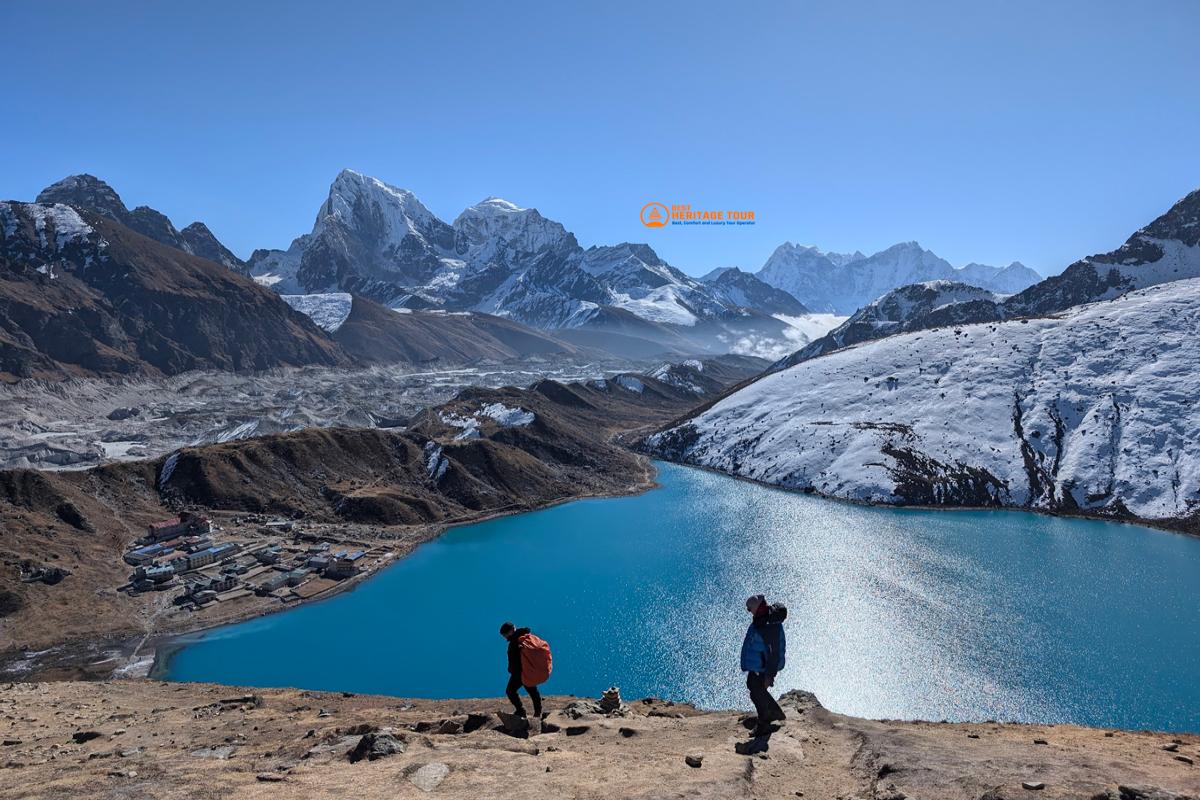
top-left (506, 627), bottom-right (531, 677)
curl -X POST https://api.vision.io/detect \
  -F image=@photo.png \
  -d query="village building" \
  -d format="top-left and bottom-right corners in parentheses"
top-left (325, 550), bottom-right (365, 580)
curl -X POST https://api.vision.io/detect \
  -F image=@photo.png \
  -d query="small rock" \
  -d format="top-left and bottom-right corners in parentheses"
top-left (348, 732), bottom-right (405, 763)
top-left (497, 711), bottom-right (530, 737)
top-left (561, 700), bottom-right (602, 720)
top-left (436, 716), bottom-right (466, 735)
top-left (619, 727), bottom-right (639, 738)
top-left (1118, 786), bottom-right (1192, 800)
top-left (407, 762), bottom-right (450, 792)
top-left (189, 745), bottom-right (237, 759)
top-left (685, 752), bottom-right (704, 768)
top-left (1104, 732), bottom-right (1115, 737)
top-left (72, 731), bottom-right (102, 744)
top-left (1, 740), bottom-right (20, 746)
top-left (1163, 743), bottom-right (1179, 752)
top-left (256, 773), bottom-right (286, 782)
top-left (1174, 755), bottom-right (1193, 765)
top-left (1032, 738), bottom-right (1048, 745)
top-left (463, 713), bottom-right (493, 733)
top-left (967, 733), bottom-right (980, 739)
top-left (565, 725), bottom-right (590, 736)
top-left (1022, 781), bottom-right (1046, 791)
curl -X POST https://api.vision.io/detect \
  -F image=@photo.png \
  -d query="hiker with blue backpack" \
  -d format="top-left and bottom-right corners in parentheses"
top-left (741, 594), bottom-right (788, 736)
top-left (500, 621), bottom-right (552, 725)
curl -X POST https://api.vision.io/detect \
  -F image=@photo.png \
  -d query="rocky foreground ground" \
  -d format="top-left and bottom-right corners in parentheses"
top-left (1, 681), bottom-right (1196, 800)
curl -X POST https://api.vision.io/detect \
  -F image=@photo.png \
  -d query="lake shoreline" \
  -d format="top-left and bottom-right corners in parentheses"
top-left (652, 456), bottom-right (1199, 539)
top-left (0, 454), bottom-right (662, 684)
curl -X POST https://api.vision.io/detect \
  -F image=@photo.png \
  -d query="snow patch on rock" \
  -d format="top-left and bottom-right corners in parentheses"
top-left (281, 293), bottom-right (354, 332)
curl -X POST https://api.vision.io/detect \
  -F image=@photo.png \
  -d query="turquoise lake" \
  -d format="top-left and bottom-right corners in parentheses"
top-left (163, 462), bottom-right (1200, 732)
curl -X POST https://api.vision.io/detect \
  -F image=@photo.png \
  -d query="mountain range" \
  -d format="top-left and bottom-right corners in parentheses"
top-left (755, 241), bottom-right (1042, 315)
top-left (36, 175), bottom-right (247, 273)
top-left (646, 185), bottom-right (1200, 532)
top-left (244, 170), bottom-right (816, 357)
top-left (775, 187), bottom-right (1200, 370)
top-left (23, 170), bottom-right (1057, 365)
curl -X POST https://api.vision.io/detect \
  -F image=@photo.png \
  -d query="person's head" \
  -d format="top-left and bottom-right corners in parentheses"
top-left (745, 594), bottom-right (767, 616)
top-left (499, 621), bottom-right (516, 639)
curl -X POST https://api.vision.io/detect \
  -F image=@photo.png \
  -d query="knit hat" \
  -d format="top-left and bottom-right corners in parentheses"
top-left (747, 594), bottom-right (767, 616)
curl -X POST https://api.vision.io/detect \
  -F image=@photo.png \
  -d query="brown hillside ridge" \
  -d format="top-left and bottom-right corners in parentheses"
top-left (0, 682), bottom-right (1196, 800)
top-left (0, 357), bottom-right (763, 675)
top-left (0, 202), bottom-right (348, 381)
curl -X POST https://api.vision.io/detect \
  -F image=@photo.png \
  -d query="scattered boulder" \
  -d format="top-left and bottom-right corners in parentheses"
top-left (463, 713), bottom-right (493, 733)
top-left (497, 711), bottom-right (530, 737)
top-left (436, 716), bottom-right (466, 735)
top-left (302, 735), bottom-right (360, 761)
top-left (1022, 782), bottom-right (1046, 791)
top-left (561, 700), bottom-right (602, 720)
top-left (1118, 787), bottom-right (1196, 800)
top-left (565, 726), bottom-right (590, 737)
top-left (1175, 755), bottom-right (1194, 765)
top-left (72, 731), bottom-right (103, 744)
top-left (407, 762), bottom-right (450, 792)
top-left (348, 731), bottom-right (405, 763)
top-left (685, 752), bottom-right (704, 768)
top-left (189, 745), bottom-right (236, 759)
top-left (619, 727), bottom-right (639, 738)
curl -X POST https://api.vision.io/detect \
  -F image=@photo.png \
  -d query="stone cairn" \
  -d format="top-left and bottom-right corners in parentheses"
top-left (598, 687), bottom-right (625, 714)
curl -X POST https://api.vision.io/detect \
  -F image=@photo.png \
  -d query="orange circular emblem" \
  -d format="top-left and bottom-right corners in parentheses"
top-left (640, 202), bottom-right (669, 228)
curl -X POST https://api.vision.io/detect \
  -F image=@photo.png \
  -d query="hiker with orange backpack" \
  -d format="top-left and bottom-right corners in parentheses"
top-left (499, 621), bottom-right (552, 724)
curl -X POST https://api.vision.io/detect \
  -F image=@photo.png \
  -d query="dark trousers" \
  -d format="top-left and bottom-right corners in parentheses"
top-left (747, 671), bottom-right (784, 727)
top-left (506, 674), bottom-right (542, 718)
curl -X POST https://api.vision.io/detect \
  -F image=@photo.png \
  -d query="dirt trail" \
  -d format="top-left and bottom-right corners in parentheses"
top-left (1, 682), bottom-right (1196, 800)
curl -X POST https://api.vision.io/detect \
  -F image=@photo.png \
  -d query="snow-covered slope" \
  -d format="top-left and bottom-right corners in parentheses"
top-left (281, 293), bottom-right (354, 332)
top-left (775, 281), bottom-right (1002, 368)
top-left (756, 242), bottom-right (1040, 314)
top-left (647, 278), bottom-right (1200, 529)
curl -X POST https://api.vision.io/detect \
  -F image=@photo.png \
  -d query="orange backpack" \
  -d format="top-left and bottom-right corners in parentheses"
top-left (517, 632), bottom-right (552, 686)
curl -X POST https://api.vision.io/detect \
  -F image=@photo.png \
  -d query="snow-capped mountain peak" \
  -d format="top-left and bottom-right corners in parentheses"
top-left (320, 169), bottom-right (444, 240)
top-left (453, 197), bottom-right (577, 261)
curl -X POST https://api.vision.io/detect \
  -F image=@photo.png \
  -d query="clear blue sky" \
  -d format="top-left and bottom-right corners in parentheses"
top-left (3, 1), bottom-right (1198, 276)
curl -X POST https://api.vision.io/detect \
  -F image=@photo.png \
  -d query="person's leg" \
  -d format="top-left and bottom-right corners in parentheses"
top-left (746, 672), bottom-right (770, 727)
top-left (763, 671), bottom-right (786, 722)
top-left (505, 675), bottom-right (527, 716)
top-left (525, 684), bottom-right (542, 718)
